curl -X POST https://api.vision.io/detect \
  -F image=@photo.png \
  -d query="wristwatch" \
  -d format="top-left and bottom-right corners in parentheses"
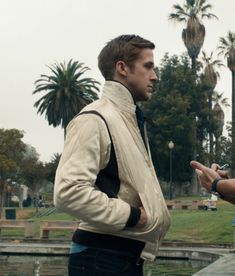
top-left (211, 177), bottom-right (224, 199)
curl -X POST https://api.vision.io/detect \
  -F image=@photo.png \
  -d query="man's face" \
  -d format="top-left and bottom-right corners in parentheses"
top-left (125, 48), bottom-right (157, 102)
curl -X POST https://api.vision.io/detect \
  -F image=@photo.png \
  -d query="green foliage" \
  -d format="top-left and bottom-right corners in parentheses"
top-left (45, 153), bottom-right (61, 184)
top-left (143, 53), bottom-right (231, 185)
top-left (218, 31), bottom-right (235, 176)
top-left (143, 54), bottom-right (207, 182)
top-left (0, 128), bottom-right (25, 165)
top-left (169, 0), bottom-right (217, 69)
top-left (33, 59), bottom-right (100, 135)
top-left (218, 31), bottom-right (235, 68)
top-left (0, 129), bottom-right (26, 212)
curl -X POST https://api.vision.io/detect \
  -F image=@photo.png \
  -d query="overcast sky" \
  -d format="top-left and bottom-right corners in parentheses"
top-left (0, 0), bottom-right (234, 162)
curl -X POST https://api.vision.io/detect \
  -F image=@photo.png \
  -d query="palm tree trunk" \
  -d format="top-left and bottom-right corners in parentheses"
top-left (191, 57), bottom-right (196, 73)
top-left (208, 91), bottom-right (214, 162)
top-left (215, 137), bottom-right (220, 161)
top-left (190, 58), bottom-right (199, 194)
top-left (232, 71), bottom-right (235, 177)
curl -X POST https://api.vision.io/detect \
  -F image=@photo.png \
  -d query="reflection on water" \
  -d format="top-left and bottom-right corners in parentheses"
top-left (144, 258), bottom-right (210, 275)
top-left (0, 255), bottom-right (210, 276)
top-left (0, 255), bottom-right (68, 276)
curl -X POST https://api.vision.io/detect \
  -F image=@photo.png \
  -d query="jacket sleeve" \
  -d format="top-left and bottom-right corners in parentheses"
top-left (54, 114), bottom-right (132, 232)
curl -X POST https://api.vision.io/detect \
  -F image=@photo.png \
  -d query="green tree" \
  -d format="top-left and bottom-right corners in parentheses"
top-left (0, 129), bottom-right (25, 216)
top-left (218, 31), bottom-right (235, 176)
top-left (45, 153), bottom-right (61, 184)
top-left (200, 51), bottom-right (224, 160)
top-left (212, 92), bottom-right (230, 161)
top-left (33, 59), bottom-right (100, 137)
top-left (20, 156), bottom-right (47, 213)
top-left (169, 0), bottom-right (217, 71)
top-left (143, 54), bottom-right (206, 196)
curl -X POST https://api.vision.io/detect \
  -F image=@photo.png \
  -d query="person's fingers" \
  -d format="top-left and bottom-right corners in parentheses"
top-left (217, 170), bottom-right (229, 178)
top-left (190, 161), bottom-right (207, 172)
top-left (211, 163), bottom-right (220, 171)
top-left (195, 168), bottom-right (203, 176)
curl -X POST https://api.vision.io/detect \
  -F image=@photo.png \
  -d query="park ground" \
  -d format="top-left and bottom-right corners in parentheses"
top-left (0, 196), bottom-right (234, 246)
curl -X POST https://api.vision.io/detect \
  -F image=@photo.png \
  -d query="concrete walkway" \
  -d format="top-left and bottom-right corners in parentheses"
top-left (0, 241), bottom-right (234, 275)
top-left (193, 253), bottom-right (235, 275)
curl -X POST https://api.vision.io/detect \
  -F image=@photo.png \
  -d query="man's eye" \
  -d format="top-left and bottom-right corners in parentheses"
top-left (145, 63), bottom-right (154, 69)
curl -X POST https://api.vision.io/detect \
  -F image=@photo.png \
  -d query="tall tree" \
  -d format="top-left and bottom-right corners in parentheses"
top-left (20, 156), bottom-right (46, 213)
top-left (218, 31), bottom-right (235, 176)
top-left (213, 103), bottom-right (224, 160)
top-left (45, 153), bottom-right (61, 184)
top-left (143, 54), bottom-right (206, 196)
top-left (211, 92), bottom-right (230, 160)
top-left (200, 51), bottom-right (224, 160)
top-left (0, 129), bottom-right (25, 216)
top-left (169, 0), bottom-right (217, 71)
top-left (33, 59), bottom-right (100, 137)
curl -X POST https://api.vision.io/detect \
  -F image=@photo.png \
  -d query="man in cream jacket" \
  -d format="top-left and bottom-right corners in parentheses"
top-left (54, 34), bottom-right (170, 276)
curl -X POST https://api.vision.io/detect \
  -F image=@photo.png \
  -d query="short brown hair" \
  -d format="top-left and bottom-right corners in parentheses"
top-left (98, 34), bottom-right (155, 80)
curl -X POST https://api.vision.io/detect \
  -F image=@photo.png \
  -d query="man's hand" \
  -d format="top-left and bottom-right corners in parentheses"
top-left (190, 160), bottom-right (220, 192)
top-left (211, 163), bottom-right (230, 179)
top-left (136, 206), bottom-right (147, 228)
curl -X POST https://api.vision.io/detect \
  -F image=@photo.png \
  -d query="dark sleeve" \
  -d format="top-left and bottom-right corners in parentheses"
top-left (125, 206), bottom-right (141, 227)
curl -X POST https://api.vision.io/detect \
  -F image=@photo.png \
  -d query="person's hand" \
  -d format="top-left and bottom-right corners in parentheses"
top-left (190, 160), bottom-right (220, 192)
top-left (211, 163), bottom-right (230, 179)
top-left (136, 206), bottom-right (147, 228)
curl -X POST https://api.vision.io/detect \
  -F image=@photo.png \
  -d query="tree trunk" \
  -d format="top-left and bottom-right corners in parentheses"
top-left (0, 180), bottom-right (5, 219)
top-left (208, 90), bottom-right (214, 163)
top-left (191, 118), bottom-right (199, 195)
top-left (215, 137), bottom-right (220, 161)
top-left (19, 185), bottom-right (23, 208)
top-left (232, 71), bottom-right (235, 177)
top-left (191, 57), bottom-right (196, 73)
top-left (35, 189), bottom-right (39, 214)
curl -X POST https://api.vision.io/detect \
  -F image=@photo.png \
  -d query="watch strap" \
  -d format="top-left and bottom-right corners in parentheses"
top-left (211, 177), bottom-right (224, 199)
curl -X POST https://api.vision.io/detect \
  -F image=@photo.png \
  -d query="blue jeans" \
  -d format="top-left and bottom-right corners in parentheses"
top-left (68, 247), bottom-right (144, 276)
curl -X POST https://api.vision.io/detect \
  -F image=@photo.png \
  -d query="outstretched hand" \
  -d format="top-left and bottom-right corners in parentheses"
top-left (190, 160), bottom-right (220, 192)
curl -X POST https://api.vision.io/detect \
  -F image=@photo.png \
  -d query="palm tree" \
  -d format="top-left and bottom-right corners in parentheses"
top-left (169, 1), bottom-right (217, 194)
top-left (33, 59), bottom-right (100, 137)
top-left (218, 31), bottom-right (235, 176)
top-left (212, 91), bottom-right (230, 109)
top-left (212, 92), bottom-right (230, 161)
top-left (201, 51), bottom-right (224, 159)
top-left (45, 153), bottom-right (61, 184)
top-left (169, 0), bottom-right (218, 71)
top-left (213, 103), bottom-right (224, 160)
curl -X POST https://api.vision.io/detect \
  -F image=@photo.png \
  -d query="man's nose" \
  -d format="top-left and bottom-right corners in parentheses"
top-left (151, 70), bottom-right (158, 81)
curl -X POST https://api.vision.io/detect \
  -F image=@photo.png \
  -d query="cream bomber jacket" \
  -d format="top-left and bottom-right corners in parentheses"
top-left (54, 81), bottom-right (170, 261)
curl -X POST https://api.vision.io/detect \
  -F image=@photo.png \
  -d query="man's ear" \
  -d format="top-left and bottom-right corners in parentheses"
top-left (115, 61), bottom-right (128, 77)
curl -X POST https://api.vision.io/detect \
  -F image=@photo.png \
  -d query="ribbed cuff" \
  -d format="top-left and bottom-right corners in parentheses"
top-left (125, 206), bottom-right (141, 227)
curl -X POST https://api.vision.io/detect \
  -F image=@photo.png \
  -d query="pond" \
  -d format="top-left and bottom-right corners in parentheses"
top-left (0, 255), bottom-right (210, 275)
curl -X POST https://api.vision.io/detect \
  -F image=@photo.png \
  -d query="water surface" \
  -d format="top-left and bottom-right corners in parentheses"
top-left (0, 255), bottom-right (210, 275)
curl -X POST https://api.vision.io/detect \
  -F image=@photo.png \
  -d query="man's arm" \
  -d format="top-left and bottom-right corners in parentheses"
top-left (190, 161), bottom-right (235, 204)
top-left (54, 114), bottom-right (145, 231)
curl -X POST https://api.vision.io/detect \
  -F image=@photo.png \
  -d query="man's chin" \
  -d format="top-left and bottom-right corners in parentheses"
top-left (145, 92), bottom-right (152, 101)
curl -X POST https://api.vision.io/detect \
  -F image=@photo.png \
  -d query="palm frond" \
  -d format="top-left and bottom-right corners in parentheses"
top-left (33, 59), bottom-right (100, 130)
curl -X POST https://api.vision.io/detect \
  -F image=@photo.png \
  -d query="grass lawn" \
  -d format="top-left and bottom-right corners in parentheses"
top-left (1, 199), bottom-right (234, 245)
top-left (165, 199), bottom-right (235, 244)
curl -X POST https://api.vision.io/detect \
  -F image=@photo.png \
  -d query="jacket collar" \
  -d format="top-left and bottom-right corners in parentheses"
top-left (102, 81), bottom-right (136, 114)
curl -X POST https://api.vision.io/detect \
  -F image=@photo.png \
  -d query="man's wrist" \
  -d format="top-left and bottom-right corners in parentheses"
top-left (211, 177), bottom-right (224, 199)
top-left (125, 206), bottom-right (141, 227)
